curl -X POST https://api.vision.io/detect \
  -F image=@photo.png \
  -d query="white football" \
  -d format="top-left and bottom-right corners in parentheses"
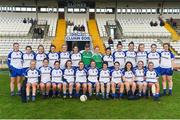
top-left (80, 95), bottom-right (87, 102)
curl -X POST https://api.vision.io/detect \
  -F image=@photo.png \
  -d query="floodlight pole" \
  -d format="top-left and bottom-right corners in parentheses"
top-left (115, 0), bottom-right (117, 21)
top-left (161, 0), bottom-right (165, 15)
top-left (35, 0), bottom-right (38, 23)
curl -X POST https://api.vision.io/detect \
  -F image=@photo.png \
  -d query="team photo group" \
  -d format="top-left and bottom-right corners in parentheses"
top-left (7, 41), bottom-right (175, 102)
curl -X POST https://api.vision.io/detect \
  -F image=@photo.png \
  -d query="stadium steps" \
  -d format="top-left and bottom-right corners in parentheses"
top-left (52, 19), bottom-right (66, 52)
top-left (164, 22), bottom-right (180, 41)
top-left (87, 20), bottom-right (105, 54)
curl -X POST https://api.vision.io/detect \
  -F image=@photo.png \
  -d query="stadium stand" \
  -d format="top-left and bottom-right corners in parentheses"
top-left (38, 13), bottom-right (58, 37)
top-left (117, 14), bottom-right (171, 38)
top-left (0, 12), bottom-right (58, 37)
top-left (0, 38), bottom-right (51, 57)
top-left (96, 14), bottom-right (115, 37)
top-left (0, 12), bottom-right (32, 36)
top-left (65, 13), bottom-right (89, 34)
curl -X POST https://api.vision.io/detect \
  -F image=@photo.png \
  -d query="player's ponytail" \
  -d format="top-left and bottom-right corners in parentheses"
top-left (117, 41), bottom-right (122, 47)
top-left (49, 45), bottom-right (56, 52)
top-left (128, 41), bottom-right (134, 46)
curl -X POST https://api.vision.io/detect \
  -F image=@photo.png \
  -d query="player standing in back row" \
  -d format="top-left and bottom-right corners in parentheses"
top-left (160, 43), bottom-right (175, 95)
top-left (59, 44), bottom-right (70, 69)
top-left (7, 43), bottom-right (23, 96)
top-left (113, 42), bottom-right (126, 69)
top-left (125, 42), bottom-right (137, 68)
top-left (81, 43), bottom-right (93, 68)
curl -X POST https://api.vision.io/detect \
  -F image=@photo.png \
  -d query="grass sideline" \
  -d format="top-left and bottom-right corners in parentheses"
top-left (0, 70), bottom-right (180, 119)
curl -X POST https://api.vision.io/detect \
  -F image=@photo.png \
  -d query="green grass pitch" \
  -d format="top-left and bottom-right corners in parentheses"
top-left (0, 70), bottom-right (180, 119)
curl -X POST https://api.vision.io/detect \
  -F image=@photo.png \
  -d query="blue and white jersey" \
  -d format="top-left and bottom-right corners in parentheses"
top-left (147, 52), bottom-right (160, 68)
top-left (47, 52), bottom-right (59, 68)
top-left (59, 52), bottom-right (70, 69)
top-left (122, 70), bottom-right (135, 82)
top-left (71, 52), bottom-right (81, 67)
top-left (134, 68), bottom-right (145, 82)
top-left (111, 69), bottom-right (123, 83)
top-left (75, 69), bottom-right (87, 83)
top-left (22, 52), bottom-right (35, 68)
top-left (160, 51), bottom-right (174, 68)
top-left (99, 69), bottom-right (111, 83)
top-left (145, 70), bottom-right (158, 83)
top-left (125, 51), bottom-right (136, 67)
top-left (7, 51), bottom-right (23, 69)
top-left (39, 66), bottom-right (52, 83)
top-left (112, 51), bottom-right (125, 69)
top-left (24, 68), bottom-right (40, 83)
top-left (87, 68), bottom-right (99, 83)
top-left (35, 53), bottom-right (47, 69)
top-left (50, 68), bottom-right (63, 83)
top-left (136, 51), bottom-right (148, 66)
top-left (63, 68), bottom-right (75, 83)
top-left (102, 55), bottom-right (114, 68)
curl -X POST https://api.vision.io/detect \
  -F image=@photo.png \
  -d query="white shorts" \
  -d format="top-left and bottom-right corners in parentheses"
top-left (27, 79), bottom-right (38, 84)
top-left (100, 80), bottom-right (110, 84)
top-left (63, 79), bottom-right (74, 84)
top-left (146, 79), bottom-right (157, 83)
top-left (111, 80), bottom-right (122, 84)
top-left (88, 79), bottom-right (98, 83)
top-left (136, 81), bottom-right (146, 85)
top-left (41, 79), bottom-right (51, 84)
top-left (51, 80), bottom-right (63, 84)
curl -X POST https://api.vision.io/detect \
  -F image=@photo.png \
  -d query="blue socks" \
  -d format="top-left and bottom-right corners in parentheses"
top-left (169, 89), bottom-right (172, 95)
top-left (163, 89), bottom-right (166, 95)
top-left (164, 89), bottom-right (172, 95)
top-left (119, 93), bottom-right (123, 98)
top-left (112, 93), bottom-right (116, 98)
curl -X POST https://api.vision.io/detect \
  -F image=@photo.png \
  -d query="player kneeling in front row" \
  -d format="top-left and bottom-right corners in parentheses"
top-left (75, 61), bottom-right (87, 97)
top-left (99, 62), bottom-right (111, 99)
top-left (111, 62), bottom-right (124, 99)
top-left (145, 62), bottom-right (160, 101)
top-left (122, 62), bottom-right (136, 98)
top-left (134, 61), bottom-right (147, 97)
top-left (63, 60), bottom-right (75, 98)
top-left (25, 60), bottom-right (40, 102)
top-left (87, 60), bottom-right (100, 98)
top-left (39, 58), bottom-right (52, 99)
top-left (51, 61), bottom-right (63, 98)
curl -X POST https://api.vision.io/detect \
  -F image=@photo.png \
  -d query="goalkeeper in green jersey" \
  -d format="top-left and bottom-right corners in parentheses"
top-left (81, 44), bottom-right (93, 68)
top-left (92, 46), bottom-right (103, 69)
